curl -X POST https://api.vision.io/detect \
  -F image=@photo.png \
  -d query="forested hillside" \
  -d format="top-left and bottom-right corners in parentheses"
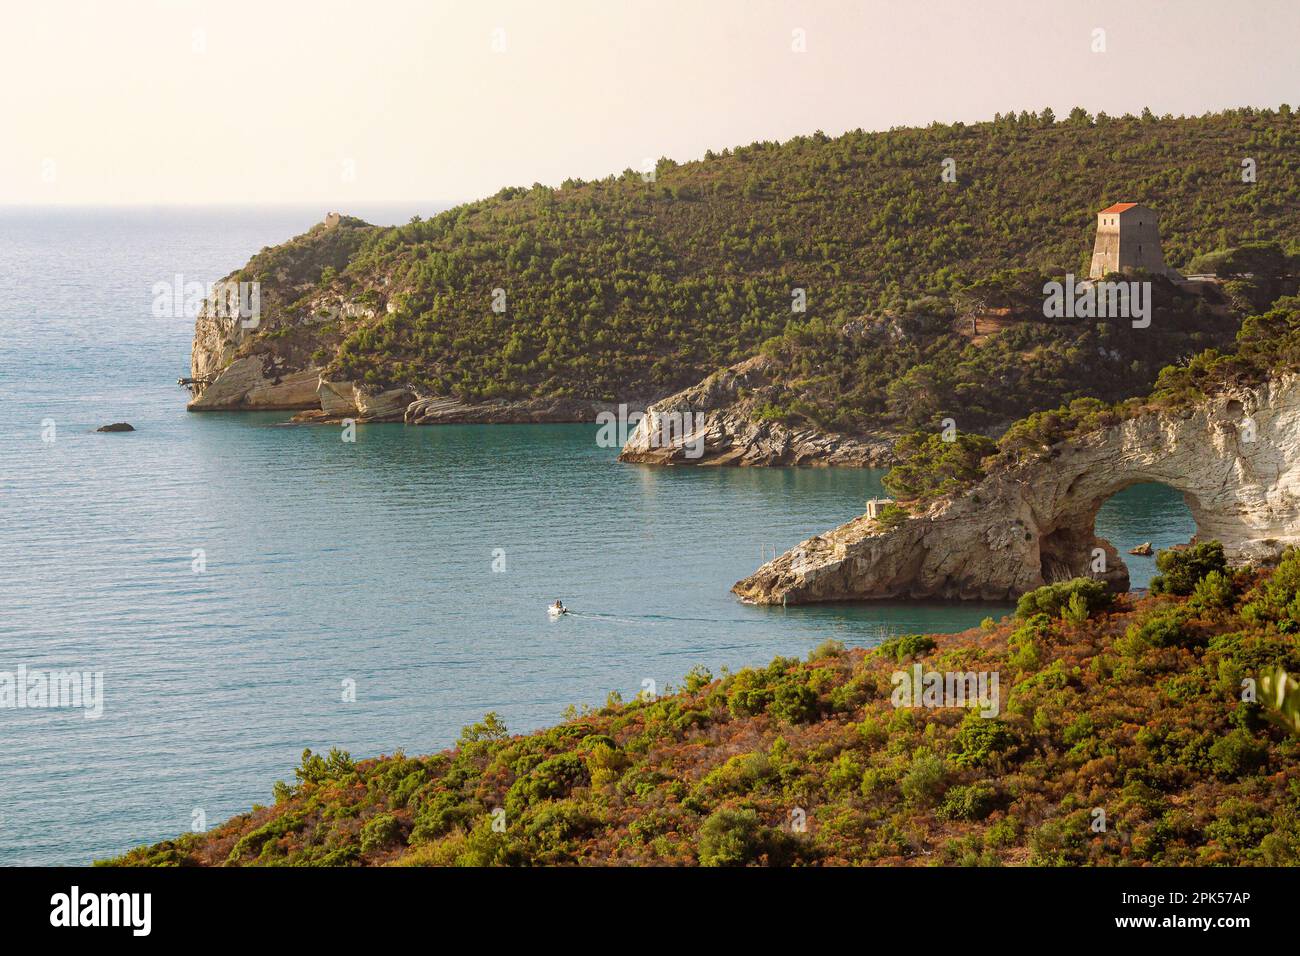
top-left (237, 107), bottom-right (1300, 425)
top-left (109, 546), bottom-right (1300, 867)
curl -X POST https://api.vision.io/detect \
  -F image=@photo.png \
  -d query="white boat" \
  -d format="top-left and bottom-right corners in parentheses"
top-left (547, 604), bottom-right (568, 617)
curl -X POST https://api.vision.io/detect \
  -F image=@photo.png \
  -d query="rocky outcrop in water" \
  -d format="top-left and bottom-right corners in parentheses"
top-left (310, 381), bottom-right (414, 421)
top-left (733, 375), bottom-right (1300, 604)
top-left (189, 354), bottom-right (322, 411)
top-left (618, 356), bottom-right (894, 467)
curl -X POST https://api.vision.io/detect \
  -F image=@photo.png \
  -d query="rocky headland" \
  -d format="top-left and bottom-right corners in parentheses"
top-left (617, 355), bottom-right (894, 467)
top-left (734, 375), bottom-right (1300, 604)
top-left (186, 216), bottom-right (646, 427)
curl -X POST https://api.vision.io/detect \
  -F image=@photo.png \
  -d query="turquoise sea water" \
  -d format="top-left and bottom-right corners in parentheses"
top-left (0, 207), bottom-right (1194, 865)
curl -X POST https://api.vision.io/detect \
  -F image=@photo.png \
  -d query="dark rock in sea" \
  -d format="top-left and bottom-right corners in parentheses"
top-left (96, 423), bottom-right (135, 432)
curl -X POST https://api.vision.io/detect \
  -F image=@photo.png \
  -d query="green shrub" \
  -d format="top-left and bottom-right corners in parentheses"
top-left (1241, 548), bottom-right (1300, 627)
top-left (1029, 811), bottom-right (1091, 866)
top-left (225, 811), bottom-right (308, 864)
top-left (1061, 592), bottom-right (1090, 625)
top-left (1125, 606), bottom-right (1194, 649)
top-left (359, 813), bottom-right (402, 855)
top-left (829, 673), bottom-right (874, 712)
top-left (505, 753), bottom-right (589, 814)
top-left (900, 750), bottom-right (949, 806)
top-left (769, 681), bottom-right (820, 723)
top-left (986, 816), bottom-right (1021, 849)
top-left (937, 782), bottom-right (998, 821)
top-left (996, 397), bottom-right (1125, 464)
top-left (856, 715), bottom-right (888, 748)
top-left (883, 431), bottom-right (996, 502)
top-left (1016, 577), bottom-right (1113, 620)
top-left (1202, 798), bottom-right (1273, 854)
top-left (1190, 569), bottom-right (1236, 610)
top-left (949, 714), bottom-right (1019, 767)
top-left (1008, 613), bottom-right (1049, 670)
top-left (1187, 241), bottom-right (1289, 278)
top-left (519, 800), bottom-right (598, 862)
top-left (1208, 729), bottom-right (1269, 778)
top-left (294, 747), bottom-right (356, 785)
top-left (458, 712), bottom-right (509, 745)
top-left (878, 633), bottom-right (938, 662)
top-left (577, 732), bottom-right (616, 752)
top-left (682, 665), bottom-right (714, 693)
top-left (727, 669), bottom-right (775, 718)
top-left (1009, 637), bottom-right (1041, 671)
top-left (825, 753), bottom-right (865, 794)
top-left (1062, 714), bottom-right (1096, 747)
top-left (1150, 541), bottom-right (1227, 596)
top-left (1257, 832), bottom-right (1300, 865)
top-left (410, 790), bottom-right (478, 843)
top-left (808, 639), bottom-right (846, 661)
top-left (873, 503), bottom-right (911, 530)
top-left (452, 819), bottom-right (519, 867)
top-left (697, 808), bottom-right (794, 867)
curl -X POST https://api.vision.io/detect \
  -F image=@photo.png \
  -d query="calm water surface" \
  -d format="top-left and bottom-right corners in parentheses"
top-left (0, 207), bottom-right (1192, 864)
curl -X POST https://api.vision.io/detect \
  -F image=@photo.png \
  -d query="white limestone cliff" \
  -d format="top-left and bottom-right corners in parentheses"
top-left (733, 375), bottom-right (1300, 604)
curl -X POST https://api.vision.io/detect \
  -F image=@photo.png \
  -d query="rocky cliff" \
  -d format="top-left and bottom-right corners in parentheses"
top-left (733, 374), bottom-right (1300, 604)
top-left (618, 355), bottom-right (894, 467)
top-left (187, 215), bottom-right (375, 413)
top-left (187, 217), bottom-right (626, 426)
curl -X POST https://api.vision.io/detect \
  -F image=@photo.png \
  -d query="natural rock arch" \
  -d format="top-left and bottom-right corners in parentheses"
top-left (734, 377), bottom-right (1300, 604)
top-left (1037, 477), bottom-right (1205, 592)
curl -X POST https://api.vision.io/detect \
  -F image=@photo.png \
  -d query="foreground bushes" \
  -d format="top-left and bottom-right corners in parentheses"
top-left (877, 633), bottom-right (938, 662)
top-left (1151, 541), bottom-right (1227, 596)
top-left (1242, 548), bottom-right (1300, 628)
top-left (1016, 577), bottom-right (1113, 620)
top-left (108, 557), bottom-right (1300, 868)
top-left (697, 808), bottom-right (803, 866)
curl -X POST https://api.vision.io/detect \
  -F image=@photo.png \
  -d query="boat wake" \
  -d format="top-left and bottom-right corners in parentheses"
top-left (563, 611), bottom-right (769, 627)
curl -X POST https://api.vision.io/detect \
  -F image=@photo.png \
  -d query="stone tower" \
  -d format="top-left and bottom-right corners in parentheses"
top-left (1089, 203), bottom-right (1170, 278)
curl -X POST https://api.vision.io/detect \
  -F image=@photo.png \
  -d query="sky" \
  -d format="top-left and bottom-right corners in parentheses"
top-left (2, 0), bottom-right (1297, 206)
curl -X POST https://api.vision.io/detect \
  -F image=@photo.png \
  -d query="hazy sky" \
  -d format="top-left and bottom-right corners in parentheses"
top-left (3, 0), bottom-right (1297, 206)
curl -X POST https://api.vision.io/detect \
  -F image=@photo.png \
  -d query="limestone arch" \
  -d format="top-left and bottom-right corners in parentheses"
top-left (1036, 474), bottom-right (1205, 590)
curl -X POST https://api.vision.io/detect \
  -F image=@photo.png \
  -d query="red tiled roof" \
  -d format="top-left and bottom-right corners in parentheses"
top-left (1099, 202), bottom-right (1139, 214)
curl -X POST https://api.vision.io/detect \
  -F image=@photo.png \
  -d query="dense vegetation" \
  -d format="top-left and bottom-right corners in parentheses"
top-left (751, 270), bottom-right (1245, 436)
top-left (109, 546), bottom-right (1300, 867)
top-left (237, 108), bottom-right (1299, 424)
